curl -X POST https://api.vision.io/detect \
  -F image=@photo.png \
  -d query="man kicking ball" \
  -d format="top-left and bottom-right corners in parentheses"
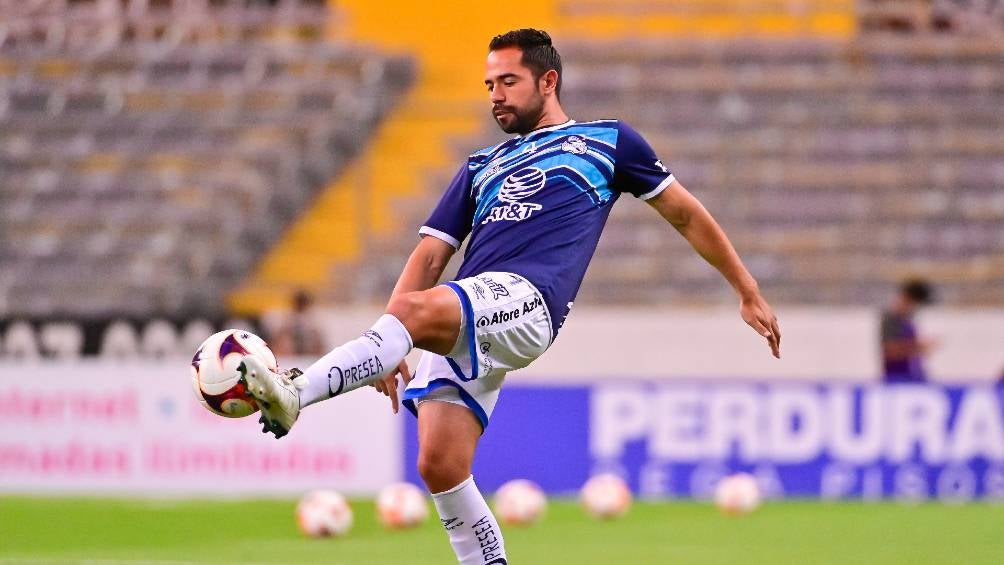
top-left (238, 28), bottom-right (781, 565)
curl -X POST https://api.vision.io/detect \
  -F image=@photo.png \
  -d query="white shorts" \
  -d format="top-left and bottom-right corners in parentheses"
top-left (402, 272), bottom-right (552, 429)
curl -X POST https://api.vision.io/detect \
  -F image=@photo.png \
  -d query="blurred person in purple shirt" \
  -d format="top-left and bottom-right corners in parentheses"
top-left (881, 279), bottom-right (936, 382)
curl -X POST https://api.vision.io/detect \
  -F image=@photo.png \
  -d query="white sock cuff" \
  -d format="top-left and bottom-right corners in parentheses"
top-left (431, 474), bottom-right (474, 498)
top-left (375, 313), bottom-right (414, 350)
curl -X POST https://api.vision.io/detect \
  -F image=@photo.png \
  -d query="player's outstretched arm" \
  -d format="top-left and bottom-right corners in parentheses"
top-left (647, 180), bottom-right (781, 358)
top-left (372, 235), bottom-right (458, 410)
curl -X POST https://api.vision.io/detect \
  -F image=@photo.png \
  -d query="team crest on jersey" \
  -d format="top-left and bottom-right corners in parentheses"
top-left (483, 167), bottom-right (546, 224)
top-left (561, 135), bottom-right (587, 154)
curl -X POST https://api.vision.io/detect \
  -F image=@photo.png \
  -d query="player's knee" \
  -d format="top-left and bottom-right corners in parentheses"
top-left (387, 291), bottom-right (455, 353)
top-left (417, 446), bottom-right (469, 493)
top-left (387, 292), bottom-right (430, 333)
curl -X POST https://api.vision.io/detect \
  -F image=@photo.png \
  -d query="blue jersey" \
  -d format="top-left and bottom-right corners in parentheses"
top-left (420, 119), bottom-right (674, 338)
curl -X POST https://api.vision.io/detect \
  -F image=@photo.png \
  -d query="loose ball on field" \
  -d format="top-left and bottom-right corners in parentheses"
top-left (190, 329), bottom-right (277, 418)
top-left (376, 482), bottom-right (430, 529)
top-left (296, 490), bottom-right (353, 538)
top-left (580, 473), bottom-right (632, 519)
top-left (714, 473), bottom-right (762, 516)
top-left (493, 479), bottom-right (547, 526)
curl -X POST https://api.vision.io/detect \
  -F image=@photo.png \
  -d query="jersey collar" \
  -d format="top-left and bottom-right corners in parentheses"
top-left (517, 119), bottom-right (576, 141)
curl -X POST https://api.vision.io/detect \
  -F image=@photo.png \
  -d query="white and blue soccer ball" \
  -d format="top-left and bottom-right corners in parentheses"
top-left (190, 329), bottom-right (276, 418)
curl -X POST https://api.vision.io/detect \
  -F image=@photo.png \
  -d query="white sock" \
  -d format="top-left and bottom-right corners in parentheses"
top-left (297, 314), bottom-right (413, 407)
top-left (432, 475), bottom-right (508, 565)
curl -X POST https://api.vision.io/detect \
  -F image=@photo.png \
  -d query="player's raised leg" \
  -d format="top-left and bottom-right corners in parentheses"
top-left (419, 400), bottom-right (507, 565)
top-left (241, 285), bottom-right (462, 438)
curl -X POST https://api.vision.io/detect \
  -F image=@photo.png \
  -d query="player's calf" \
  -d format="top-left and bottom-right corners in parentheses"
top-left (432, 476), bottom-right (508, 565)
top-left (419, 401), bottom-right (507, 565)
top-left (296, 314), bottom-right (416, 408)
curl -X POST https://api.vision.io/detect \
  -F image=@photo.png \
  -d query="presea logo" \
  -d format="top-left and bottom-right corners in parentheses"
top-left (483, 167), bottom-right (545, 224)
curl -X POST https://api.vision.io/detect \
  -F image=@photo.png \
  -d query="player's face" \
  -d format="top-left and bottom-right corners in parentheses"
top-left (485, 47), bottom-right (546, 135)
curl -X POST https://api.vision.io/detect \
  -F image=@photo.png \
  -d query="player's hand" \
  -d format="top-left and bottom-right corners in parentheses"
top-left (740, 293), bottom-right (781, 359)
top-left (372, 361), bottom-right (413, 414)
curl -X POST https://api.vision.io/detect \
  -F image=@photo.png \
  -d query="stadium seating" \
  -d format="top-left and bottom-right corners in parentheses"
top-left (557, 35), bottom-right (1004, 306)
top-left (555, 0), bottom-right (856, 38)
top-left (0, 0), bottom-right (415, 317)
top-left (3, 1), bottom-right (1002, 319)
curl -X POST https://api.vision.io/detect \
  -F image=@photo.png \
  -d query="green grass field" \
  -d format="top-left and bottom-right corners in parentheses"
top-left (1, 497), bottom-right (1001, 564)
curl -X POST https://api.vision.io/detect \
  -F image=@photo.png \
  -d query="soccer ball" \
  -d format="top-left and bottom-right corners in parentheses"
top-left (190, 329), bottom-right (277, 418)
top-left (493, 479), bottom-right (547, 526)
top-left (580, 473), bottom-right (632, 519)
top-left (376, 482), bottom-right (429, 529)
top-left (714, 473), bottom-right (762, 516)
top-left (296, 490), bottom-right (353, 538)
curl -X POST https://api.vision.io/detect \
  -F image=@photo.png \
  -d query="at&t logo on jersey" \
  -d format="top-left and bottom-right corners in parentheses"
top-left (482, 167), bottom-right (546, 224)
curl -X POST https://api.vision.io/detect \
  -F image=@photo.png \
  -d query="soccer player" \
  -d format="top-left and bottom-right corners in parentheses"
top-left (881, 278), bottom-right (935, 382)
top-left (238, 28), bottom-right (780, 565)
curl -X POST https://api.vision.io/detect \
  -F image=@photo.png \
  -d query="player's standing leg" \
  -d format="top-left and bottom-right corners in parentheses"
top-left (418, 401), bottom-right (507, 565)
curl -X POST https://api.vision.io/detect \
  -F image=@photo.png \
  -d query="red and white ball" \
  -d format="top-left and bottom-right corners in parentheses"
top-left (714, 473), bottom-right (762, 516)
top-left (493, 479), bottom-right (547, 526)
top-left (296, 490), bottom-right (353, 538)
top-left (376, 482), bottom-right (429, 529)
top-left (190, 329), bottom-right (277, 418)
top-left (580, 473), bottom-right (632, 519)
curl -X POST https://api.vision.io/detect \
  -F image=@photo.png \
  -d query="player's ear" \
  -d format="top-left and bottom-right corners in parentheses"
top-left (539, 69), bottom-right (559, 96)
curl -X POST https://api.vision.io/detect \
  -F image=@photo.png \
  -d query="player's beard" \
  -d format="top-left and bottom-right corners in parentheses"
top-left (492, 92), bottom-right (546, 135)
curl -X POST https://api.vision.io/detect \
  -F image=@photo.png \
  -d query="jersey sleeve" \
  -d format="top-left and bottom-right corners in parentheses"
top-left (613, 121), bottom-right (675, 200)
top-left (419, 161), bottom-right (475, 249)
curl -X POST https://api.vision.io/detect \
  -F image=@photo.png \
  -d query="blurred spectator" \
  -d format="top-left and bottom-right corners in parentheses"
top-left (881, 279), bottom-right (936, 383)
top-left (268, 290), bottom-right (326, 357)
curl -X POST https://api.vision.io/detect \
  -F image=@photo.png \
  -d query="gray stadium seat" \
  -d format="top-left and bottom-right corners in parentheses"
top-left (0, 0), bottom-right (416, 319)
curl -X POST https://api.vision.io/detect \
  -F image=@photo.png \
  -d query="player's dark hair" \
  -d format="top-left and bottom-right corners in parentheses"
top-left (901, 278), bottom-right (934, 305)
top-left (489, 28), bottom-right (562, 99)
